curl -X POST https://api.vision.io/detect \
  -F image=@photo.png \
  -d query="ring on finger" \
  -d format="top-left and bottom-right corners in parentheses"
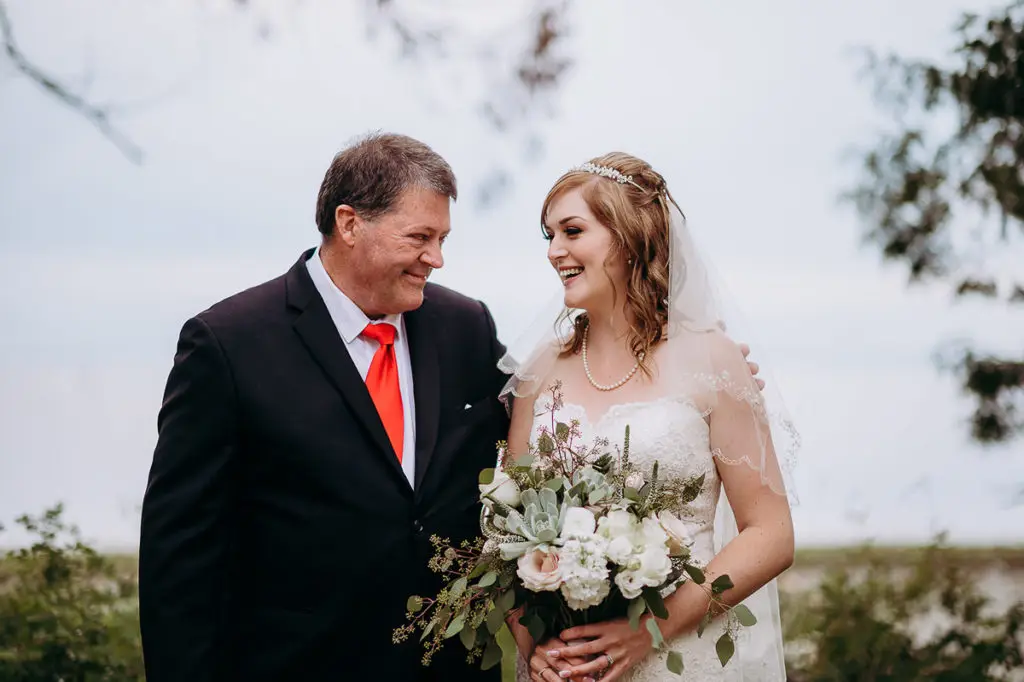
top-left (604, 652), bottom-right (615, 668)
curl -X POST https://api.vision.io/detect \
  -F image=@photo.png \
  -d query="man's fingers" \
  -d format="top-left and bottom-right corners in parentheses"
top-left (747, 361), bottom-right (760, 376)
top-left (556, 637), bottom-right (608, 660)
top-left (739, 342), bottom-right (751, 358)
top-left (559, 624), bottom-right (606, 641)
top-left (563, 653), bottom-right (614, 678)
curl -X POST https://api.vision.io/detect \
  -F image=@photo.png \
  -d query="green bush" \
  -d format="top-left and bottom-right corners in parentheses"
top-left (0, 505), bottom-right (144, 682)
top-left (784, 538), bottom-right (1024, 681)
top-left (2, 507), bottom-right (1021, 681)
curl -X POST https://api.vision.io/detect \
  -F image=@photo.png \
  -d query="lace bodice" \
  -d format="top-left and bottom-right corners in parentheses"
top-left (516, 396), bottom-right (774, 681)
top-left (534, 396), bottom-right (723, 569)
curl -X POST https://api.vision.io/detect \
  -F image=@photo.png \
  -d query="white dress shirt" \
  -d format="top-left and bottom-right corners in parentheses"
top-left (306, 248), bottom-right (417, 487)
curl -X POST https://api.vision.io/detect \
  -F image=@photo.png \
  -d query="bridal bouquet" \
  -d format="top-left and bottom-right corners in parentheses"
top-left (394, 385), bottom-right (757, 676)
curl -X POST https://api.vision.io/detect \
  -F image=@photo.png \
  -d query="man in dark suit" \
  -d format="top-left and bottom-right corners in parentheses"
top-left (139, 133), bottom-right (509, 681)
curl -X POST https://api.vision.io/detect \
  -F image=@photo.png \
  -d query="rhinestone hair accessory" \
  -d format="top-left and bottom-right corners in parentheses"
top-left (566, 162), bottom-right (644, 190)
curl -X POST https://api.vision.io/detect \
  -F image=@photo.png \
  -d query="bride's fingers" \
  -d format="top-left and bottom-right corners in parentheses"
top-left (530, 649), bottom-right (574, 678)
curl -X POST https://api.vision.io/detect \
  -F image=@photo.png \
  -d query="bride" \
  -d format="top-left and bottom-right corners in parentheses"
top-left (501, 154), bottom-right (798, 681)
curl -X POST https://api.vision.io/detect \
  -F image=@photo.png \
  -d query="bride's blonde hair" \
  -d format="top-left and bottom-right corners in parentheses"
top-left (541, 152), bottom-right (682, 374)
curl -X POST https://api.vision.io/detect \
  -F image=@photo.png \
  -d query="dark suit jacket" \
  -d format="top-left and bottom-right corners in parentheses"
top-left (139, 250), bottom-right (509, 682)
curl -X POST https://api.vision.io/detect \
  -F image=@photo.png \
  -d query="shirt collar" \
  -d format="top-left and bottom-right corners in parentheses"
top-left (305, 246), bottom-right (402, 345)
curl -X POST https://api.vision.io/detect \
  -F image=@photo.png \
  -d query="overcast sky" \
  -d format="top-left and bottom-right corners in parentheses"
top-left (1, 0), bottom-right (1022, 549)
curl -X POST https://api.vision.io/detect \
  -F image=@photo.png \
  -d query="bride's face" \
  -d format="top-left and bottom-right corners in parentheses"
top-left (543, 188), bottom-right (628, 312)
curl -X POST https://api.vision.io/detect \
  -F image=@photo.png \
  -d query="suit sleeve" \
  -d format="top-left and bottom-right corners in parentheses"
top-left (139, 315), bottom-right (239, 682)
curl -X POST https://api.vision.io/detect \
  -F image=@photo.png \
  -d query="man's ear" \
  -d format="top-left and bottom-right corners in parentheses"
top-left (334, 205), bottom-right (359, 247)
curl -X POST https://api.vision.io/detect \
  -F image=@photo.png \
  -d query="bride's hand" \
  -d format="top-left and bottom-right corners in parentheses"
top-left (528, 637), bottom-right (590, 682)
top-left (550, 618), bottom-right (655, 681)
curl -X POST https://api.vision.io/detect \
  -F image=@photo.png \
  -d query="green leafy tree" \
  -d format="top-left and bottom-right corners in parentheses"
top-left (0, 504), bottom-right (144, 682)
top-left (850, 0), bottom-right (1023, 443)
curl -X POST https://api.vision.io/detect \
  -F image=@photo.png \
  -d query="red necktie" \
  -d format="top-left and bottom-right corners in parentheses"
top-left (360, 323), bottom-right (404, 462)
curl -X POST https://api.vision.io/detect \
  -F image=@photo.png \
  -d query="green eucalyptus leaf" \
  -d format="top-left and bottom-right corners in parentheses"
top-left (496, 588), bottom-right (516, 614)
top-left (477, 570), bottom-right (498, 588)
top-left (628, 597), bottom-right (646, 631)
top-left (486, 605), bottom-right (506, 634)
top-left (642, 587), bottom-right (669, 620)
top-left (645, 617), bottom-right (665, 649)
top-left (524, 613), bottom-right (546, 644)
top-left (711, 574), bottom-right (734, 594)
top-left (555, 422), bottom-right (570, 442)
top-left (481, 637), bottom-right (503, 670)
top-left (406, 596), bottom-right (424, 613)
top-left (544, 477), bottom-right (564, 492)
top-left (684, 565), bottom-right (706, 585)
top-left (716, 632), bottom-right (735, 667)
top-left (696, 612), bottom-right (712, 638)
top-left (420, 618), bottom-right (436, 642)
top-left (478, 468), bottom-right (495, 485)
top-left (445, 613), bottom-right (466, 639)
top-left (732, 603), bottom-right (757, 627)
top-left (667, 650), bottom-right (685, 675)
top-left (460, 624), bottom-right (477, 650)
top-left (450, 576), bottom-right (468, 599)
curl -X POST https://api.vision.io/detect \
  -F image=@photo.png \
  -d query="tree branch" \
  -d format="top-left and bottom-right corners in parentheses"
top-left (0, 0), bottom-right (143, 163)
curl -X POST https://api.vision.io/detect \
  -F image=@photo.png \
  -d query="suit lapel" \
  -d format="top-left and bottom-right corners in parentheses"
top-left (286, 252), bottom-right (412, 495)
top-left (405, 304), bottom-right (440, 493)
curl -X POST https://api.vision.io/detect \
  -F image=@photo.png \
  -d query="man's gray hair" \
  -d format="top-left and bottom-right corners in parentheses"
top-left (315, 132), bottom-right (457, 235)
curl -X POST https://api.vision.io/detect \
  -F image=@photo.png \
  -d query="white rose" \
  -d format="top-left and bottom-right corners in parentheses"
top-left (517, 549), bottom-right (563, 592)
top-left (561, 506), bottom-right (597, 539)
top-left (657, 511), bottom-right (693, 557)
top-left (479, 469), bottom-right (521, 508)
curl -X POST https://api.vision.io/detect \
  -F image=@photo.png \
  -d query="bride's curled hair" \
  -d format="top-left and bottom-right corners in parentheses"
top-left (541, 152), bottom-right (682, 373)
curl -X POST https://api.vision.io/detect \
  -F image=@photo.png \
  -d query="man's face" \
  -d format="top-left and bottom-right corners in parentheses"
top-left (347, 187), bottom-right (450, 317)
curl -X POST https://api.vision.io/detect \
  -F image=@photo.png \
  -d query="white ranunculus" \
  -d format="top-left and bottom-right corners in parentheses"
top-left (560, 506), bottom-right (597, 539)
top-left (517, 549), bottom-right (563, 592)
top-left (636, 545), bottom-right (673, 583)
top-left (615, 545), bottom-right (672, 599)
top-left (597, 509), bottom-right (637, 539)
top-left (614, 569), bottom-right (645, 600)
top-left (657, 511), bottom-right (693, 557)
top-left (479, 469), bottom-right (521, 509)
top-left (605, 536), bottom-right (635, 566)
top-left (639, 516), bottom-right (670, 547)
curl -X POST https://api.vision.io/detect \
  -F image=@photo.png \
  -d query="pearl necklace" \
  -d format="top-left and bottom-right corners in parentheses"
top-left (581, 325), bottom-right (643, 392)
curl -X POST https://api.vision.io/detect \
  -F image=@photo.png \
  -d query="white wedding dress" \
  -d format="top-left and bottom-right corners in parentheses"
top-left (515, 394), bottom-right (784, 681)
